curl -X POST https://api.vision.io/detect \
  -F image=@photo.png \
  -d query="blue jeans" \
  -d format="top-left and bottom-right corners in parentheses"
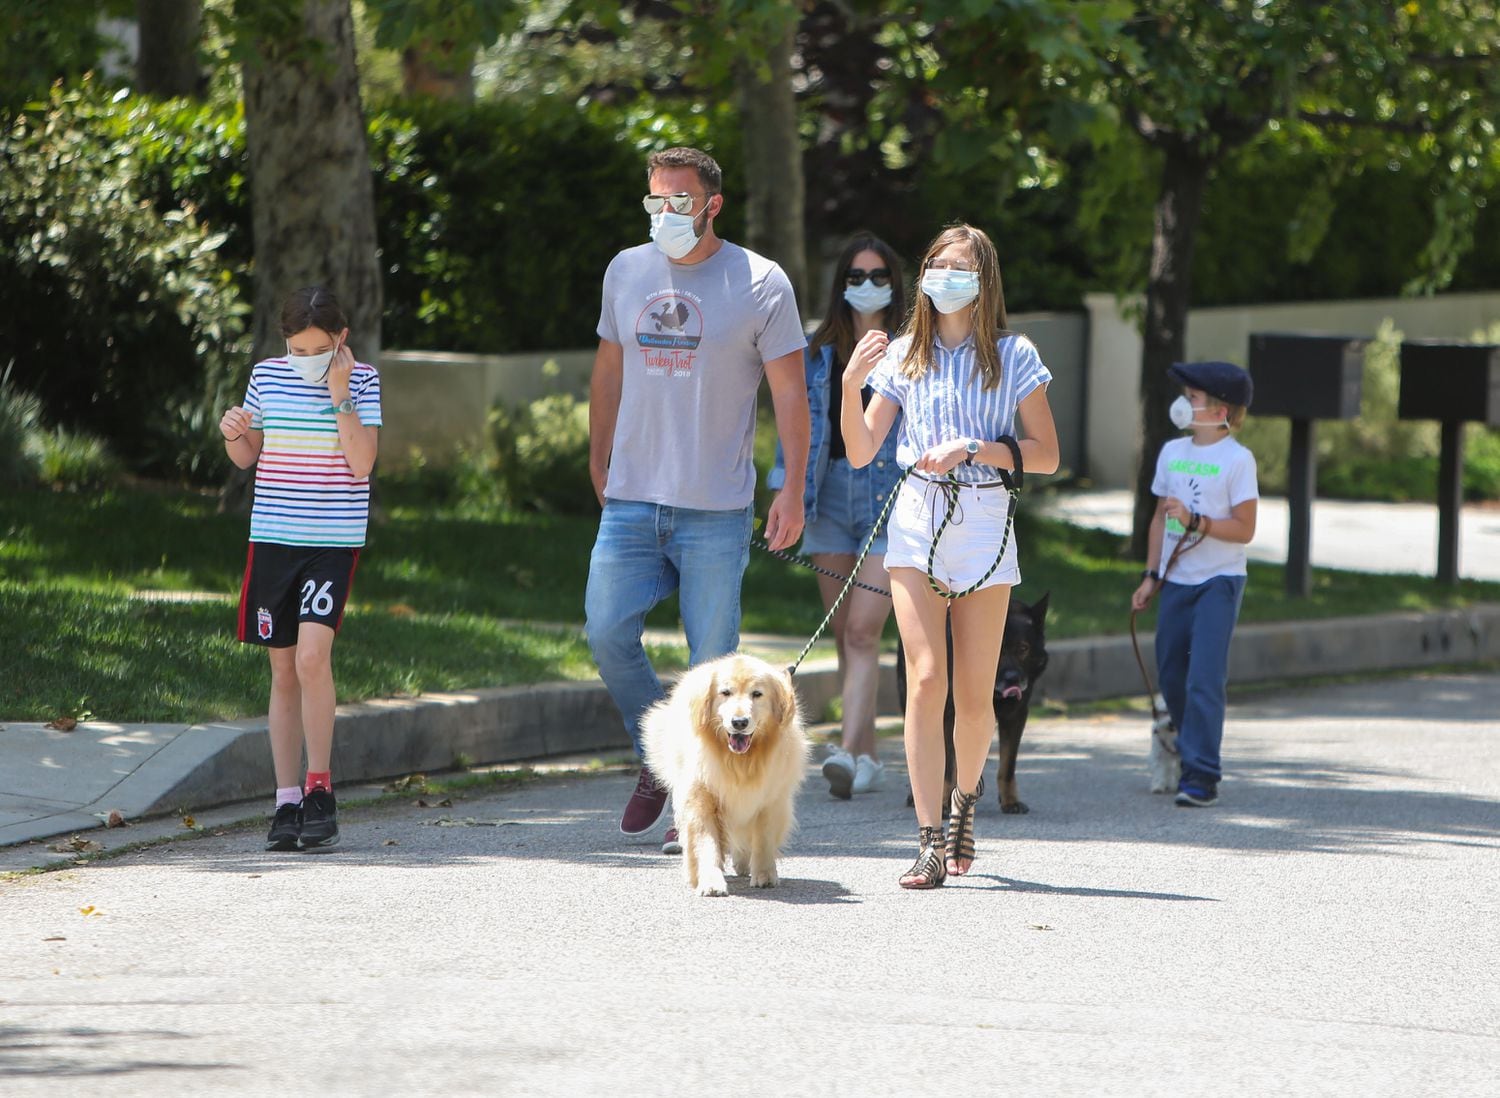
top-left (584, 500), bottom-right (753, 756)
top-left (1156, 574), bottom-right (1246, 790)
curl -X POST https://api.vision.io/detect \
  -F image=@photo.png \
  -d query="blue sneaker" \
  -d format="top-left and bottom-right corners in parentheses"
top-left (1175, 782), bottom-right (1218, 807)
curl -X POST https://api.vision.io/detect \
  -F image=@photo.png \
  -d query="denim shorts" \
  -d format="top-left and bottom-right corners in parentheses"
top-left (884, 477), bottom-right (1021, 591)
top-left (801, 458), bottom-right (890, 557)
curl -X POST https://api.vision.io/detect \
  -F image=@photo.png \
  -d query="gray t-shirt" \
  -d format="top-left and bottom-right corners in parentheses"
top-left (596, 241), bottom-right (807, 510)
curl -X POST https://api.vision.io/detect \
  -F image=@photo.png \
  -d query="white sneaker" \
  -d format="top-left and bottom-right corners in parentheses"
top-left (852, 754), bottom-right (886, 794)
top-left (822, 748), bottom-right (855, 800)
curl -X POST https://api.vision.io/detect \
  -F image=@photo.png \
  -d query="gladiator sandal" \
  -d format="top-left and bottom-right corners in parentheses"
top-left (947, 786), bottom-right (980, 876)
top-left (899, 825), bottom-right (947, 890)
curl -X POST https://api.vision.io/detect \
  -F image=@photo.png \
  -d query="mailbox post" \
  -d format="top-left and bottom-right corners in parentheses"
top-left (1248, 334), bottom-right (1367, 597)
top-left (1397, 341), bottom-right (1500, 585)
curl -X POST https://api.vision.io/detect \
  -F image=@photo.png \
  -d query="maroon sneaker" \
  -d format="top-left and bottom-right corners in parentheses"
top-left (661, 827), bottom-right (681, 855)
top-left (620, 765), bottom-right (670, 836)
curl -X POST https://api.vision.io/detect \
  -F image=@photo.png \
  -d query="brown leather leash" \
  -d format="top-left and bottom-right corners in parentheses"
top-left (1128, 511), bottom-right (1212, 731)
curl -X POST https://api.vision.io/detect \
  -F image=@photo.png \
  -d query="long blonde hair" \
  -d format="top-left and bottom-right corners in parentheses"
top-left (899, 223), bottom-right (1010, 389)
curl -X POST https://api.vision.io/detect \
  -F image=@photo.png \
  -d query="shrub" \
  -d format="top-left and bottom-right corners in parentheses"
top-left (489, 391), bottom-right (594, 515)
top-left (0, 366), bottom-right (43, 487)
top-left (26, 426), bottom-right (120, 490)
top-left (0, 81), bottom-right (249, 481)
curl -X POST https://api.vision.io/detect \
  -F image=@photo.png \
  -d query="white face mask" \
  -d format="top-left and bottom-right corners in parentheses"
top-left (286, 346), bottom-right (333, 384)
top-left (843, 281), bottom-right (892, 315)
top-left (650, 210), bottom-right (703, 259)
top-left (1169, 395), bottom-right (1225, 430)
top-left (921, 269), bottom-right (980, 314)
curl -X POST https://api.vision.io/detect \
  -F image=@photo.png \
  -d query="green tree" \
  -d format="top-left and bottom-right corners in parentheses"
top-left (1100, 1), bottom-right (1500, 555)
top-left (137, 0), bottom-right (206, 98)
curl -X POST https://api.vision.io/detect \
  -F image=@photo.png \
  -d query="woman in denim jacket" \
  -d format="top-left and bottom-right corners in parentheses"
top-left (771, 232), bottom-right (905, 800)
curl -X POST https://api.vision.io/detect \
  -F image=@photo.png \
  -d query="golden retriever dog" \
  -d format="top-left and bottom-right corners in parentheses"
top-left (641, 654), bottom-right (808, 897)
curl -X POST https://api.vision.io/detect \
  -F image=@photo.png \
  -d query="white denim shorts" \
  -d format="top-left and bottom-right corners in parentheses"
top-left (883, 476), bottom-right (1021, 592)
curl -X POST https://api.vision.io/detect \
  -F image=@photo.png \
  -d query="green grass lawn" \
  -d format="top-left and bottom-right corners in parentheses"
top-left (4, 482), bottom-right (1499, 723)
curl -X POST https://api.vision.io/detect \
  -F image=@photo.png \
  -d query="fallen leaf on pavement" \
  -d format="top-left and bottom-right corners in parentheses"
top-left (180, 815), bottom-right (199, 830)
top-left (1028, 924), bottom-right (1054, 932)
top-left (50, 836), bottom-right (102, 854)
top-left (413, 799), bottom-right (429, 807)
top-left (45, 717), bottom-right (79, 731)
top-left (43, 936), bottom-right (66, 942)
top-left (437, 798), bottom-right (453, 807)
top-left (382, 839), bottom-right (399, 846)
top-left (105, 810), bottom-right (127, 829)
top-left (78, 906), bottom-right (102, 917)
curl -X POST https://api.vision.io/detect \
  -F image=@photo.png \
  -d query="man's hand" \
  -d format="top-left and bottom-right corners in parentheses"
top-left (913, 438), bottom-right (971, 476)
top-left (762, 487), bottom-right (804, 552)
top-left (590, 463), bottom-right (608, 509)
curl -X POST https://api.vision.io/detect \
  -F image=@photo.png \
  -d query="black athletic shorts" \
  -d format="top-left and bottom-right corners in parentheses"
top-left (237, 542), bottom-right (361, 648)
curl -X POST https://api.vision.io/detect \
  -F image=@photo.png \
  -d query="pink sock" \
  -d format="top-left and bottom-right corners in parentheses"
top-left (275, 786), bottom-right (302, 808)
top-left (304, 771), bottom-right (332, 796)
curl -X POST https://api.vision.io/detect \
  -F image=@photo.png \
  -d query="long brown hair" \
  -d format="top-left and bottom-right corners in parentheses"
top-left (899, 223), bottom-right (1010, 389)
top-left (808, 233), bottom-right (907, 364)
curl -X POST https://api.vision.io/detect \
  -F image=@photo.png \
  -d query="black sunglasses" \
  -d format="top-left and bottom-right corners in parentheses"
top-left (845, 267), bottom-right (892, 287)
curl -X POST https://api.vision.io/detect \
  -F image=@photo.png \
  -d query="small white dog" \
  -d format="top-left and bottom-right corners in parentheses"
top-left (1148, 696), bottom-right (1181, 794)
top-left (641, 653), bottom-right (808, 897)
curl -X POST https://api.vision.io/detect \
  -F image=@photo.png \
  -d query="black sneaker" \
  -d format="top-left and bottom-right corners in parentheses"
top-left (265, 802), bottom-right (302, 851)
top-left (299, 788), bottom-right (340, 848)
top-left (1174, 782), bottom-right (1219, 807)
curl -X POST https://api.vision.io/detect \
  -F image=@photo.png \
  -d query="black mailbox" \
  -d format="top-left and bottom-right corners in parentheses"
top-left (1247, 332), bottom-right (1370, 597)
top-left (1249, 333), bottom-right (1365, 419)
top-left (1398, 340), bottom-right (1500, 584)
top-left (1398, 341), bottom-right (1500, 426)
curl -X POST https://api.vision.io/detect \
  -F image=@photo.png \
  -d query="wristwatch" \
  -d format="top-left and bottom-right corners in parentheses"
top-left (335, 397), bottom-right (356, 415)
top-left (964, 438), bottom-right (981, 465)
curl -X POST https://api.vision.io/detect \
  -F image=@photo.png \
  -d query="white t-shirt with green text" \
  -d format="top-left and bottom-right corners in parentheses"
top-left (1151, 435), bottom-right (1259, 586)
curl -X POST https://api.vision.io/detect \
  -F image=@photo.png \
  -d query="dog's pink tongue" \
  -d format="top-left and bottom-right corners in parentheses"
top-left (1001, 686), bottom-right (1023, 700)
top-left (729, 733), bottom-right (751, 754)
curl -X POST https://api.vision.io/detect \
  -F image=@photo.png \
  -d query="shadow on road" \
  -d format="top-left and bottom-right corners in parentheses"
top-left (0, 1025), bottom-right (238, 1079)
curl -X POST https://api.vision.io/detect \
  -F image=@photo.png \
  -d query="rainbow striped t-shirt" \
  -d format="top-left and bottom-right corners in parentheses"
top-left (243, 358), bottom-right (383, 547)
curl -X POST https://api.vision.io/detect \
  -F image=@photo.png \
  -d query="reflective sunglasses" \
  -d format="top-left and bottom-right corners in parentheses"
top-left (845, 267), bottom-right (892, 287)
top-left (642, 192), bottom-right (700, 215)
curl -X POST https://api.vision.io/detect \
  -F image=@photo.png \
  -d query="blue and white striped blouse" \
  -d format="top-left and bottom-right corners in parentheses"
top-left (866, 332), bottom-right (1051, 484)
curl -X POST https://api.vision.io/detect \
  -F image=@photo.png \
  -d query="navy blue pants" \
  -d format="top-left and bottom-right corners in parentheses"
top-left (1155, 575), bottom-right (1246, 790)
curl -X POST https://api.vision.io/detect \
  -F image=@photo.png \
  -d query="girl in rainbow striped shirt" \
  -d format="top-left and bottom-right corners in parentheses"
top-left (220, 285), bottom-right (382, 852)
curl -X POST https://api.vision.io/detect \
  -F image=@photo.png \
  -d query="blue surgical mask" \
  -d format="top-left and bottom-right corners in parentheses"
top-left (650, 210), bottom-right (702, 259)
top-left (286, 345), bottom-right (333, 384)
top-left (921, 269), bottom-right (980, 314)
top-left (843, 281), bottom-right (892, 315)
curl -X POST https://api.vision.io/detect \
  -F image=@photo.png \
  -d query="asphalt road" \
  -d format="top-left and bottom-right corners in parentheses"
top-left (2, 672), bottom-right (1497, 1097)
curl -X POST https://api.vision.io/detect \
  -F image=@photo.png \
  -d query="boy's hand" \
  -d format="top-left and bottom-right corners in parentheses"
top-left (1131, 577), bottom-right (1157, 611)
top-left (220, 406), bottom-right (252, 441)
top-left (1163, 496), bottom-right (1190, 526)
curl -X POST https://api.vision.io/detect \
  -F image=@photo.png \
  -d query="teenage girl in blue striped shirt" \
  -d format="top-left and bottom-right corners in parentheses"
top-left (841, 224), bottom-right (1060, 890)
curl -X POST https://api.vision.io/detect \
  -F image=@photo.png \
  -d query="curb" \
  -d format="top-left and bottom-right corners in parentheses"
top-left (4, 605), bottom-right (1497, 848)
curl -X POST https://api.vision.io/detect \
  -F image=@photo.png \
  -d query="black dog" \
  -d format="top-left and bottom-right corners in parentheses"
top-left (898, 592), bottom-right (1049, 814)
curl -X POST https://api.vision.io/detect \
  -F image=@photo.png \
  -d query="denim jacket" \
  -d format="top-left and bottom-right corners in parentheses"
top-left (768, 342), bottom-right (903, 524)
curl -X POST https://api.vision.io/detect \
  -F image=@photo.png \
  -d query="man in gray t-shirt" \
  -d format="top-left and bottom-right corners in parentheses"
top-left (584, 147), bottom-right (810, 848)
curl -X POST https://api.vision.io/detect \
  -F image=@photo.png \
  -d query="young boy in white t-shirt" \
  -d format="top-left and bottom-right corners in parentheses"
top-left (1130, 361), bottom-right (1258, 807)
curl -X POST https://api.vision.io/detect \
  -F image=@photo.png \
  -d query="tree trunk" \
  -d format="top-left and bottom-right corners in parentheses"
top-left (734, 16), bottom-right (807, 307)
top-left (136, 0), bottom-right (204, 98)
top-left (238, 0), bottom-right (381, 365)
top-left (1130, 143), bottom-right (1211, 558)
top-left (401, 39), bottom-right (475, 101)
top-left (1128, 144), bottom-right (1212, 558)
top-left (227, 0), bottom-right (380, 513)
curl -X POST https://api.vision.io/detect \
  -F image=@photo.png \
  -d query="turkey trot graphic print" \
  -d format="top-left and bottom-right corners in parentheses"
top-left (635, 290), bottom-right (704, 377)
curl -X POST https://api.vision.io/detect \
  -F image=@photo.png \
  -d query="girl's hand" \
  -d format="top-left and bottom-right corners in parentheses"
top-left (842, 328), bottom-right (888, 389)
top-left (220, 406), bottom-right (252, 442)
top-left (328, 336), bottom-right (354, 401)
top-left (914, 438), bottom-right (971, 475)
top-left (1131, 578), bottom-right (1158, 611)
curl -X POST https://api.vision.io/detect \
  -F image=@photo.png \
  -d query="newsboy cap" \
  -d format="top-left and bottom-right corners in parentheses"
top-left (1168, 361), bottom-right (1253, 409)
